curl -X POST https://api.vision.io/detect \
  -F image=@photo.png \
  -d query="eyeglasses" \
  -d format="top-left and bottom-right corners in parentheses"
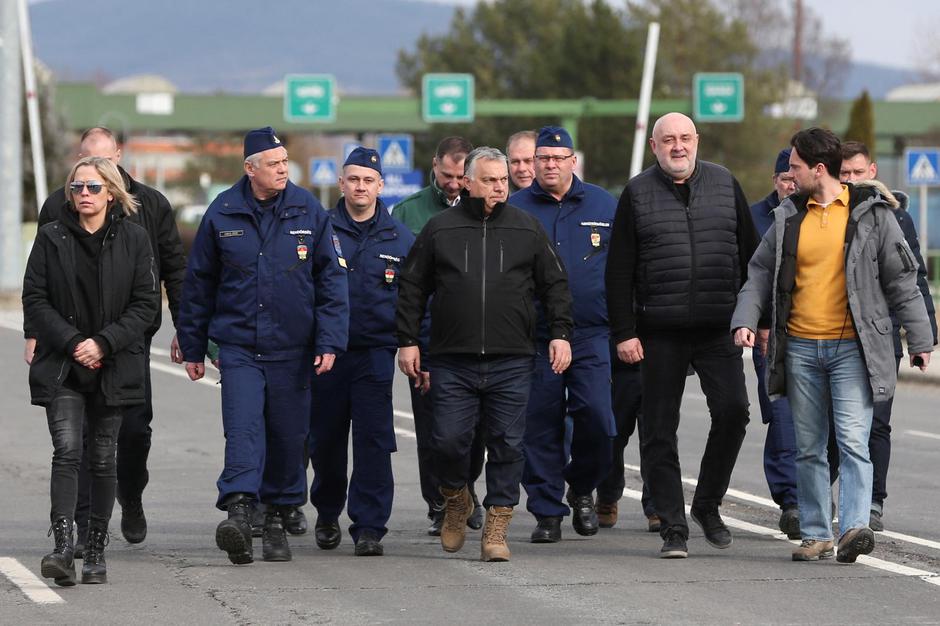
top-left (69, 181), bottom-right (104, 194)
top-left (534, 153), bottom-right (574, 165)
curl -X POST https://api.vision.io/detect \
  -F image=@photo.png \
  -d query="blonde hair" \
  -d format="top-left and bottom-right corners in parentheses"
top-left (65, 156), bottom-right (139, 215)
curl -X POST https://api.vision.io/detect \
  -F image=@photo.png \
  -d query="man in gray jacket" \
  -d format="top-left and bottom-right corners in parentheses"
top-left (731, 128), bottom-right (933, 564)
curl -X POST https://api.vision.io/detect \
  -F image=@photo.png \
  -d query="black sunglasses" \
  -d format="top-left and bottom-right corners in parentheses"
top-left (69, 181), bottom-right (104, 195)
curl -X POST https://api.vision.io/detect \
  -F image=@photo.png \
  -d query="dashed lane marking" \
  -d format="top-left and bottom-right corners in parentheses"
top-left (0, 557), bottom-right (64, 605)
top-left (906, 429), bottom-right (940, 441)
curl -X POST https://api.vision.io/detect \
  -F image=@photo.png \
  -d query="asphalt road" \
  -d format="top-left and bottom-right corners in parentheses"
top-left (2, 309), bottom-right (940, 624)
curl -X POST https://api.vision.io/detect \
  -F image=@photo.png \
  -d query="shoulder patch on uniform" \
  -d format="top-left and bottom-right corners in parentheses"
top-left (580, 221), bottom-right (610, 228)
top-left (331, 233), bottom-right (347, 268)
top-left (219, 229), bottom-right (244, 238)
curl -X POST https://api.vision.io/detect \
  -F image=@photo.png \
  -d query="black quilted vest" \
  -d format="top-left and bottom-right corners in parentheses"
top-left (628, 161), bottom-right (740, 330)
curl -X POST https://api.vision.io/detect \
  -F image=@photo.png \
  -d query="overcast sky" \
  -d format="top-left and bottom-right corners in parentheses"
top-left (421, 0), bottom-right (938, 71)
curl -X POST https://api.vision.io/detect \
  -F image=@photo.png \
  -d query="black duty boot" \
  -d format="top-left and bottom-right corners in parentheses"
top-left (566, 489), bottom-right (599, 536)
top-left (74, 523), bottom-right (88, 560)
top-left (81, 525), bottom-right (109, 584)
top-left (262, 507), bottom-right (292, 562)
top-left (120, 497), bottom-right (147, 544)
top-left (315, 517), bottom-right (342, 550)
top-left (284, 506), bottom-right (308, 535)
top-left (41, 517), bottom-right (76, 587)
top-left (216, 496), bottom-right (254, 564)
top-left (354, 529), bottom-right (384, 557)
top-left (249, 501), bottom-right (266, 538)
top-left (530, 516), bottom-right (562, 543)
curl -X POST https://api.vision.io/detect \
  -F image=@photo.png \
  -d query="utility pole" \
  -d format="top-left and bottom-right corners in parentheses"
top-left (630, 22), bottom-right (660, 179)
top-left (793, 0), bottom-right (803, 84)
top-left (0, 0), bottom-right (24, 292)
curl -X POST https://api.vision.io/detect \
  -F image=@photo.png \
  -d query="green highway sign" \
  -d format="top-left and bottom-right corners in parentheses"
top-left (422, 73), bottom-right (474, 123)
top-left (693, 73), bottom-right (744, 122)
top-left (283, 74), bottom-right (336, 123)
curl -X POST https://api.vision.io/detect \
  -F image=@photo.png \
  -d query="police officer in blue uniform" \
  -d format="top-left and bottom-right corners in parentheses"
top-left (178, 127), bottom-right (349, 565)
top-left (510, 126), bottom-right (617, 543)
top-left (307, 148), bottom-right (414, 557)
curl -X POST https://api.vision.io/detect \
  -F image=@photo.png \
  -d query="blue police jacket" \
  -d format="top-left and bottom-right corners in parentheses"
top-left (178, 177), bottom-right (349, 362)
top-left (750, 190), bottom-right (780, 238)
top-left (329, 198), bottom-right (415, 349)
top-left (510, 175), bottom-right (616, 337)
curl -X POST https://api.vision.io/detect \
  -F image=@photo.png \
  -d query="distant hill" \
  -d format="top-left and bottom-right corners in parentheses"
top-left (30, 0), bottom-right (918, 99)
top-left (29, 0), bottom-right (456, 94)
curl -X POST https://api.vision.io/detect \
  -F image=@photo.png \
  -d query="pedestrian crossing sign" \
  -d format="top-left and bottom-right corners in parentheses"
top-left (905, 148), bottom-right (940, 187)
top-left (309, 158), bottom-right (338, 187)
top-left (377, 134), bottom-right (414, 174)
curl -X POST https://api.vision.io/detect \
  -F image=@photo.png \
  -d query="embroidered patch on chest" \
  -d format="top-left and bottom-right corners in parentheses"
top-left (219, 230), bottom-right (244, 238)
top-left (579, 221), bottom-right (610, 228)
top-left (378, 254), bottom-right (402, 263)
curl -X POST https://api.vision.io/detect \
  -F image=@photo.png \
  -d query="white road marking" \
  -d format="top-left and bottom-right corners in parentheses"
top-left (0, 557), bottom-right (65, 605)
top-left (906, 429), bottom-right (940, 441)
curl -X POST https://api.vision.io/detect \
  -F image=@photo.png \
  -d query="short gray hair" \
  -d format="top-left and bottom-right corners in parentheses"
top-left (245, 153), bottom-right (263, 168)
top-left (464, 147), bottom-right (508, 179)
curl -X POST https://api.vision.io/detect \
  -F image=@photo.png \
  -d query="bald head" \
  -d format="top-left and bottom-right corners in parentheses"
top-left (79, 128), bottom-right (121, 163)
top-left (650, 112), bottom-right (698, 182)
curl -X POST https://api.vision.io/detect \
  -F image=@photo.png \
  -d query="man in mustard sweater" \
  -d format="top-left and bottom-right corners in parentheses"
top-left (731, 128), bottom-right (933, 564)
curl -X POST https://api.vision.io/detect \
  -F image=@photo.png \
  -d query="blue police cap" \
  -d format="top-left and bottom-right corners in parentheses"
top-left (343, 147), bottom-right (382, 176)
top-left (244, 126), bottom-right (283, 159)
top-left (775, 148), bottom-right (792, 174)
top-left (536, 126), bottom-right (574, 150)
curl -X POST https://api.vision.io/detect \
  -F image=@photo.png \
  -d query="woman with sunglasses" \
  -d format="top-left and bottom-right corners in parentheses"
top-left (23, 156), bottom-right (158, 586)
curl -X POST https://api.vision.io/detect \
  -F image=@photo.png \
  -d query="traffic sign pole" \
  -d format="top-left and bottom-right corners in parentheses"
top-left (920, 185), bottom-right (928, 254)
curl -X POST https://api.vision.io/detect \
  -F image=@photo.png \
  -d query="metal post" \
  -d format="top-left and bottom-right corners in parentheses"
top-left (17, 0), bottom-right (46, 206)
top-left (630, 22), bottom-right (660, 179)
top-left (0, 0), bottom-right (24, 291)
top-left (920, 184), bottom-right (929, 256)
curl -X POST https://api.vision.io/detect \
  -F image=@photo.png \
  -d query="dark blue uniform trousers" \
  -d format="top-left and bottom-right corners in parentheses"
top-left (216, 345), bottom-right (311, 510)
top-left (752, 347), bottom-right (798, 509)
top-left (523, 333), bottom-right (615, 518)
top-left (597, 362), bottom-right (655, 516)
top-left (309, 348), bottom-right (397, 541)
top-left (431, 354), bottom-right (534, 507)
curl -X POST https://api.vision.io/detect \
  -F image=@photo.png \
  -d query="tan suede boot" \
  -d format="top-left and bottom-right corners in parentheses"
top-left (440, 486), bottom-right (472, 552)
top-left (481, 506), bottom-right (513, 562)
top-left (596, 500), bottom-right (618, 528)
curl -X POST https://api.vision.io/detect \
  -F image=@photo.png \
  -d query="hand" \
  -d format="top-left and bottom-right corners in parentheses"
top-left (733, 327), bottom-right (755, 348)
top-left (398, 346), bottom-right (421, 380)
top-left (24, 338), bottom-right (37, 365)
top-left (185, 361), bottom-right (205, 380)
top-left (170, 334), bottom-right (183, 364)
top-left (548, 339), bottom-right (572, 374)
top-left (314, 353), bottom-right (336, 375)
top-left (416, 370), bottom-right (431, 394)
top-left (910, 352), bottom-right (931, 372)
top-left (616, 338), bottom-right (644, 364)
top-left (73, 339), bottom-right (105, 368)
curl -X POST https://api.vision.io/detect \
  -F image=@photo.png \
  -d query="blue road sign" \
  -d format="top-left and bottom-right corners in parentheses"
top-left (377, 134), bottom-right (414, 173)
top-left (383, 170), bottom-right (424, 212)
top-left (906, 148), bottom-right (940, 187)
top-left (309, 158), bottom-right (338, 187)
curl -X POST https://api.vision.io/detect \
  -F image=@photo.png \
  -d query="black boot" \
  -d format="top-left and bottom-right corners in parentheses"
top-left (41, 517), bottom-right (76, 587)
top-left (74, 523), bottom-right (87, 560)
top-left (467, 489), bottom-right (485, 530)
top-left (81, 525), bottom-right (109, 584)
top-left (216, 495), bottom-right (254, 564)
top-left (120, 497), bottom-right (147, 544)
top-left (262, 507), bottom-right (292, 562)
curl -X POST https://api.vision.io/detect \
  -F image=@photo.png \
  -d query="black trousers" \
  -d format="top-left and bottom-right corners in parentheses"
top-left (410, 358), bottom-right (485, 517)
top-left (47, 387), bottom-right (122, 528)
top-left (75, 337), bottom-right (153, 528)
top-left (639, 329), bottom-right (750, 540)
top-left (597, 362), bottom-right (655, 517)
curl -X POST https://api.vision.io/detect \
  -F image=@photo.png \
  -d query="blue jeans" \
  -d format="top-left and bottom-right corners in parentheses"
top-left (785, 337), bottom-right (873, 541)
top-left (429, 354), bottom-right (534, 508)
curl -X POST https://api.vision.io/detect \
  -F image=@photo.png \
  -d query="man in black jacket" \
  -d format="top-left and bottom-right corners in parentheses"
top-left (397, 146), bottom-right (573, 561)
top-left (24, 127), bottom-right (186, 548)
top-left (606, 113), bottom-right (758, 559)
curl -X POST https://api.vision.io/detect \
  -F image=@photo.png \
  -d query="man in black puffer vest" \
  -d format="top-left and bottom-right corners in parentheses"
top-left (606, 112), bottom-right (759, 559)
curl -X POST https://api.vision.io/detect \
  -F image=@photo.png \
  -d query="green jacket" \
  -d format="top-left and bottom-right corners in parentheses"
top-left (391, 173), bottom-right (455, 235)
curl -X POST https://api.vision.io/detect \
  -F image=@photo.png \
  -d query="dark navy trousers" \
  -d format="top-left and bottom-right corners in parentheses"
top-left (309, 348), bottom-right (397, 541)
top-left (752, 346), bottom-right (799, 509)
top-left (523, 333), bottom-right (615, 518)
top-left (216, 345), bottom-right (311, 509)
top-left (430, 354), bottom-right (534, 508)
top-left (597, 362), bottom-right (655, 517)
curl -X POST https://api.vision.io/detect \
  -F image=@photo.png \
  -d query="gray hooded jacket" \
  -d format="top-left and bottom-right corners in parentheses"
top-left (730, 180), bottom-right (933, 401)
